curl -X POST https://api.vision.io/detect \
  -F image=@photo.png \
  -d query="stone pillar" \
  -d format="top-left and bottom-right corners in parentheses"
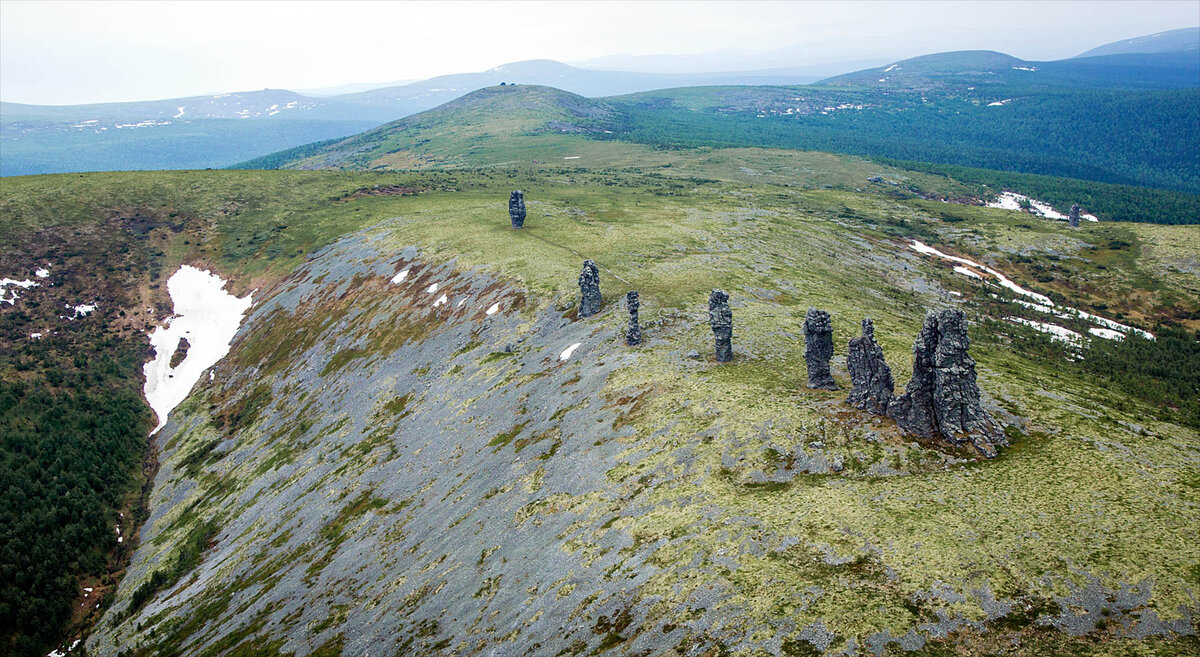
top-left (1068, 204), bottom-right (1081, 228)
top-left (625, 291), bottom-right (641, 346)
top-left (708, 290), bottom-right (732, 362)
top-left (846, 318), bottom-right (894, 414)
top-left (509, 190), bottom-right (526, 229)
top-left (804, 307), bottom-right (838, 390)
top-left (887, 309), bottom-right (1004, 457)
top-left (578, 260), bottom-right (601, 317)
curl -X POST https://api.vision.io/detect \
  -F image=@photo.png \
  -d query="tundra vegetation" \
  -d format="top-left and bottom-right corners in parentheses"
top-left (0, 84), bottom-right (1197, 656)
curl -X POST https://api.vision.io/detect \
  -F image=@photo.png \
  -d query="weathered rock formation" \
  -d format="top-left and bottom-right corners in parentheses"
top-left (509, 190), bottom-right (526, 229)
top-left (888, 309), bottom-right (1004, 457)
top-left (577, 260), bottom-right (601, 317)
top-left (846, 318), bottom-right (893, 414)
top-left (1069, 204), bottom-right (1081, 228)
top-left (625, 291), bottom-right (641, 346)
top-left (803, 307), bottom-right (838, 389)
top-left (708, 289), bottom-right (732, 362)
top-left (169, 337), bottom-right (191, 369)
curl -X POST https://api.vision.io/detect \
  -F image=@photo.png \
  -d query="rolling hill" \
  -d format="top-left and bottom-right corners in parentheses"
top-left (0, 60), bottom-right (818, 177)
top-left (4, 117), bottom-right (1199, 656)
top-left (1076, 26), bottom-right (1200, 57)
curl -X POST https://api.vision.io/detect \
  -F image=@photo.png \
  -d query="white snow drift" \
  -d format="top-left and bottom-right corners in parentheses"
top-left (143, 265), bottom-right (252, 434)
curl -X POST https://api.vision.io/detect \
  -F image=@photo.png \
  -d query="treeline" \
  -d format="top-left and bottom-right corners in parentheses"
top-left (228, 135), bottom-right (347, 170)
top-left (876, 159), bottom-right (1200, 225)
top-left (604, 86), bottom-right (1199, 203)
top-left (996, 323), bottom-right (1200, 428)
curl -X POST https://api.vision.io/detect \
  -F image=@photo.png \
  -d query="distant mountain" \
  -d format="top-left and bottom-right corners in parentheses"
top-left (0, 59), bottom-right (819, 177)
top-left (819, 49), bottom-right (1200, 90)
top-left (1076, 27), bottom-right (1200, 57)
top-left (237, 85), bottom-right (621, 171)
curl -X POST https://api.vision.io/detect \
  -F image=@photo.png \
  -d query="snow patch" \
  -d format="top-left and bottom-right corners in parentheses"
top-left (35, 265), bottom-right (51, 278)
top-left (1006, 317), bottom-right (1082, 343)
top-left (952, 265), bottom-right (983, 279)
top-left (1088, 327), bottom-right (1125, 340)
top-left (486, 302), bottom-right (500, 315)
top-left (563, 156), bottom-right (580, 160)
top-left (432, 294), bottom-right (448, 308)
top-left (65, 303), bottom-right (97, 319)
top-left (987, 98), bottom-right (1014, 106)
top-left (173, 106), bottom-right (186, 118)
top-left (986, 191), bottom-right (1067, 220)
top-left (426, 283), bottom-right (439, 294)
top-left (391, 268), bottom-right (409, 284)
top-left (883, 64), bottom-right (899, 72)
top-left (143, 265), bottom-right (252, 434)
top-left (559, 342), bottom-right (582, 361)
top-left (1, 277), bottom-right (39, 305)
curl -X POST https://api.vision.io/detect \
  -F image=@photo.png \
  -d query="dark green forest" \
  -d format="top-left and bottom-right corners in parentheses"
top-left (604, 86), bottom-right (1200, 202)
top-left (0, 337), bottom-right (150, 656)
top-left (877, 159), bottom-right (1200, 225)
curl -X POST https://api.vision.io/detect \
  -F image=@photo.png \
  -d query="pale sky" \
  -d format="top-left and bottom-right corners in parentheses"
top-left (1, 0), bottom-right (1196, 105)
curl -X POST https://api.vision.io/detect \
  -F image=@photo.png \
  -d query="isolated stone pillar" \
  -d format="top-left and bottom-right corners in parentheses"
top-left (708, 290), bottom-right (732, 362)
top-left (509, 190), bottom-right (526, 229)
top-left (804, 307), bottom-right (838, 389)
top-left (846, 318), bottom-right (894, 414)
top-left (578, 260), bottom-right (601, 317)
top-left (1068, 204), bottom-right (1081, 228)
top-left (625, 291), bottom-right (641, 346)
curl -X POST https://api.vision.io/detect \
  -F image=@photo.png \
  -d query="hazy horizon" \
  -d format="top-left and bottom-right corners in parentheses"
top-left (1, 0), bottom-right (1197, 106)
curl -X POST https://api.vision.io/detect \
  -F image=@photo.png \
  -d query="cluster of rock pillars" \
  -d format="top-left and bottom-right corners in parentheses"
top-left (508, 190), bottom-right (1005, 457)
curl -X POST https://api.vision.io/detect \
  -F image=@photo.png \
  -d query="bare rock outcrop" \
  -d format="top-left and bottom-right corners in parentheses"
top-left (803, 307), bottom-right (838, 389)
top-left (846, 318), bottom-right (893, 414)
top-left (577, 260), bottom-right (601, 318)
top-left (625, 291), bottom-right (641, 346)
top-left (708, 290), bottom-right (733, 362)
top-left (1069, 204), bottom-right (1081, 228)
top-left (888, 309), bottom-right (1005, 457)
top-left (509, 190), bottom-right (526, 229)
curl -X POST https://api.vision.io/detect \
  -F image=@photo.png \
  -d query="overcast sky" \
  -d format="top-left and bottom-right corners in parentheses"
top-left (2, 0), bottom-right (1196, 105)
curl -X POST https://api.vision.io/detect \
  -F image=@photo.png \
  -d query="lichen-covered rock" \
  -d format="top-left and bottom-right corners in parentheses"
top-left (708, 289), bottom-right (732, 362)
top-left (1069, 204), bottom-right (1081, 228)
top-left (509, 190), bottom-right (526, 229)
top-left (846, 318), bottom-right (893, 414)
top-left (804, 307), bottom-right (838, 390)
top-left (888, 309), bottom-right (1005, 457)
top-left (625, 291), bottom-right (641, 346)
top-left (578, 260), bottom-right (601, 317)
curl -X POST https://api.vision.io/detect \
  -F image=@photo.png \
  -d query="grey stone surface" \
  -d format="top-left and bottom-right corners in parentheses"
top-left (508, 190), bottom-right (526, 228)
top-left (708, 289), bottom-right (732, 362)
top-left (625, 290), bottom-right (641, 346)
top-left (578, 259), bottom-right (601, 317)
top-left (888, 309), bottom-right (1005, 457)
top-left (846, 318), bottom-right (894, 414)
top-left (1068, 204), bottom-right (1081, 228)
top-left (804, 307), bottom-right (838, 389)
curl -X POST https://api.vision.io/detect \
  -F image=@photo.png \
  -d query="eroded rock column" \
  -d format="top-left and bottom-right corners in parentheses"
top-left (1068, 204), bottom-right (1081, 228)
top-left (888, 309), bottom-right (1004, 457)
top-left (578, 260), bottom-right (601, 317)
top-left (625, 291), bottom-right (641, 346)
top-left (708, 290), bottom-right (732, 362)
top-left (509, 190), bottom-right (526, 229)
top-left (846, 318), bottom-right (893, 414)
top-left (804, 307), bottom-right (838, 389)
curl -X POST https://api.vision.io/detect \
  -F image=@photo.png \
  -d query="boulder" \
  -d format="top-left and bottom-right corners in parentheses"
top-left (804, 307), bottom-right (838, 389)
top-left (578, 260), bottom-right (601, 317)
top-left (625, 291), bottom-right (641, 346)
top-left (846, 318), bottom-right (894, 414)
top-left (708, 290), bottom-right (733, 362)
top-left (888, 309), bottom-right (1004, 457)
top-left (509, 190), bottom-right (526, 229)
